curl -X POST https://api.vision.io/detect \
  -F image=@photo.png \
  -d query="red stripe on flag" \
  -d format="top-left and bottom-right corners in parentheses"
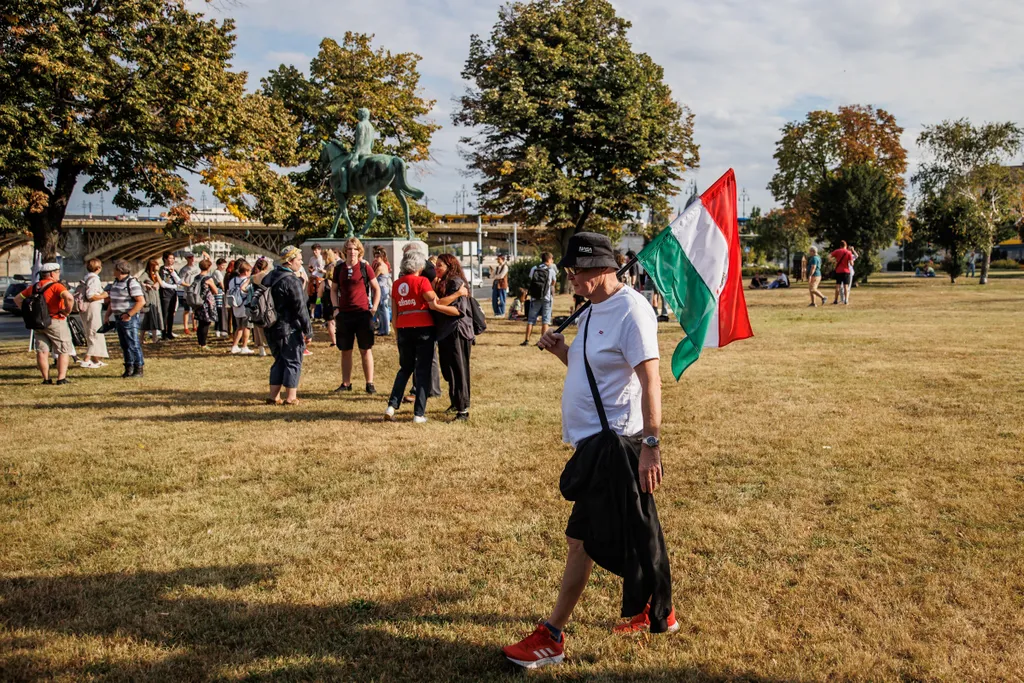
top-left (699, 169), bottom-right (753, 347)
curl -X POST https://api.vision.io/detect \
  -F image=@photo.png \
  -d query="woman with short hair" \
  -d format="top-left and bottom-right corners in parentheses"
top-left (228, 260), bottom-right (254, 354)
top-left (78, 258), bottom-right (109, 368)
top-left (264, 246), bottom-right (312, 405)
top-left (805, 246), bottom-right (826, 307)
top-left (372, 246), bottom-right (393, 336)
top-left (385, 251), bottom-right (460, 423)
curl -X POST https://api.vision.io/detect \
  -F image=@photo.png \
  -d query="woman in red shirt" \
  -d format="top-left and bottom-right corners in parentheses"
top-left (385, 251), bottom-right (458, 422)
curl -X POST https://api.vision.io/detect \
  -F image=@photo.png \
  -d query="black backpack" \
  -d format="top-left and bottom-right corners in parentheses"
top-left (247, 281), bottom-right (278, 327)
top-left (528, 264), bottom-right (550, 300)
top-left (468, 295), bottom-right (487, 336)
top-left (22, 281), bottom-right (56, 330)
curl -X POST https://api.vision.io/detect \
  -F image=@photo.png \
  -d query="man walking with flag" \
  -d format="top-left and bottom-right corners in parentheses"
top-left (502, 232), bottom-right (676, 670)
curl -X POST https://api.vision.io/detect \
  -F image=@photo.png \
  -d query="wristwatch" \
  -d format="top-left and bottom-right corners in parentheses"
top-left (642, 435), bottom-right (660, 449)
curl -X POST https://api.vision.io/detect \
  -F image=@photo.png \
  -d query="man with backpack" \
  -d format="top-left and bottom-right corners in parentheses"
top-left (331, 238), bottom-right (381, 394)
top-left (521, 252), bottom-right (557, 347)
top-left (14, 262), bottom-right (76, 385)
top-left (104, 260), bottom-right (147, 377)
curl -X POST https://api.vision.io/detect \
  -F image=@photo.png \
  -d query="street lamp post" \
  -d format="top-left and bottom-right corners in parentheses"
top-left (740, 188), bottom-right (750, 218)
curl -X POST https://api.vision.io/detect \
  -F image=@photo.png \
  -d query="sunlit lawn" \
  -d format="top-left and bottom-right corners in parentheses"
top-left (1, 271), bottom-right (1022, 681)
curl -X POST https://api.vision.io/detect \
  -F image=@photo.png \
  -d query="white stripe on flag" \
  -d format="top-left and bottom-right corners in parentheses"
top-left (669, 200), bottom-right (730, 300)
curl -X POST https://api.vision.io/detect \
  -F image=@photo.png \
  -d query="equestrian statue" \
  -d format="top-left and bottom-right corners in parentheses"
top-left (320, 108), bottom-right (425, 239)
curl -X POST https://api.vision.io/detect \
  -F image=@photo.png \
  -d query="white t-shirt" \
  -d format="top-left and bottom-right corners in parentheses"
top-left (561, 285), bottom-right (659, 447)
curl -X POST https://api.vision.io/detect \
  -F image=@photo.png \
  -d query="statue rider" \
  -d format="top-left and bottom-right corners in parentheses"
top-left (335, 108), bottom-right (376, 195)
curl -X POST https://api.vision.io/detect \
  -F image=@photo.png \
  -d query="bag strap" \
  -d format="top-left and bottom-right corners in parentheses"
top-left (582, 313), bottom-right (609, 432)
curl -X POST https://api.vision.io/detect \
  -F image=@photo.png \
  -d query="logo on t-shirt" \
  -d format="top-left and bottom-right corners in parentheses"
top-left (398, 282), bottom-right (410, 297)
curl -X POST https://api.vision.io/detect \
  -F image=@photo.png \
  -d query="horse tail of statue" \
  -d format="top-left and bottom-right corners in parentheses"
top-left (393, 157), bottom-right (425, 201)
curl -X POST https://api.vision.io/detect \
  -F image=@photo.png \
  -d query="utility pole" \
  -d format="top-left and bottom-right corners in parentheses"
top-left (740, 188), bottom-right (750, 218)
top-left (99, 193), bottom-right (104, 217)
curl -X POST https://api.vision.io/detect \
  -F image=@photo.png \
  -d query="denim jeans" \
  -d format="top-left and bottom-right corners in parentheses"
top-left (492, 287), bottom-right (507, 316)
top-left (374, 300), bottom-right (391, 336)
top-left (268, 326), bottom-right (305, 388)
top-left (115, 314), bottom-right (144, 367)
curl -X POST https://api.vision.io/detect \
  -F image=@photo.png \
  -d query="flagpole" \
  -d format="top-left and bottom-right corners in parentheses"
top-left (549, 255), bottom-right (639, 337)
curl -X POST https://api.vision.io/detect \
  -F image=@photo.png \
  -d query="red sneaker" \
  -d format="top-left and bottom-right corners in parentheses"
top-left (502, 624), bottom-right (565, 669)
top-left (612, 604), bottom-right (680, 634)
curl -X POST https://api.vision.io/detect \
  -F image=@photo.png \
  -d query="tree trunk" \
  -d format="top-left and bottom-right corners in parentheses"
top-left (979, 246), bottom-right (992, 285)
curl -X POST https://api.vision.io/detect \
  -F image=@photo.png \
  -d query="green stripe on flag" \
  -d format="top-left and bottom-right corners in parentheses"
top-left (637, 227), bottom-right (716, 379)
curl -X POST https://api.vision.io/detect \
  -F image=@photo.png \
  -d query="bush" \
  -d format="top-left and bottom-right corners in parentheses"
top-left (507, 257), bottom-right (541, 295)
top-left (886, 260), bottom-right (907, 272)
top-left (741, 266), bottom-right (773, 277)
top-left (990, 259), bottom-right (1023, 270)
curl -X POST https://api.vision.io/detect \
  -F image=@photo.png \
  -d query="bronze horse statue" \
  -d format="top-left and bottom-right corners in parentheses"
top-left (319, 140), bottom-right (425, 239)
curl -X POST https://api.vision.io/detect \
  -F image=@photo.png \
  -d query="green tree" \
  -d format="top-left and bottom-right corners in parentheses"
top-left (748, 208), bottom-right (810, 271)
top-left (913, 119), bottom-right (1024, 284)
top-left (454, 0), bottom-right (699, 257)
top-left (910, 190), bottom-right (988, 283)
top-left (769, 105), bottom-right (907, 226)
top-left (259, 34), bottom-right (439, 238)
top-left (809, 163), bottom-right (905, 282)
top-left (0, 0), bottom-right (296, 258)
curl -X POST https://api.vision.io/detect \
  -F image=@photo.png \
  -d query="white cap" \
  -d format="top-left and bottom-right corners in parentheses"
top-left (39, 262), bottom-right (60, 273)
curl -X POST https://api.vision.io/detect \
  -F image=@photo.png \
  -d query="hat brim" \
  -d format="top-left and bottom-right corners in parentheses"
top-left (557, 255), bottom-right (619, 270)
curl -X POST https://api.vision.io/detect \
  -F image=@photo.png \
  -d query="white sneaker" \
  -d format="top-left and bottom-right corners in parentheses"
top-left (239, 347), bottom-right (254, 355)
top-left (230, 346), bottom-right (241, 354)
top-left (79, 360), bottom-right (97, 369)
top-left (258, 347), bottom-right (267, 357)
top-left (216, 331), bottom-right (226, 338)
top-left (413, 415), bottom-right (428, 424)
top-left (94, 361), bottom-right (106, 367)
top-left (384, 406), bottom-right (396, 421)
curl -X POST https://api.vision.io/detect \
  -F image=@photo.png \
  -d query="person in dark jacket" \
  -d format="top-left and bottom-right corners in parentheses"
top-left (502, 232), bottom-right (675, 671)
top-left (432, 254), bottom-right (474, 421)
top-left (263, 246), bottom-right (312, 405)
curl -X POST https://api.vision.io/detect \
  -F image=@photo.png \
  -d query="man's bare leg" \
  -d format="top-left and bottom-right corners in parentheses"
top-left (546, 537), bottom-right (594, 630)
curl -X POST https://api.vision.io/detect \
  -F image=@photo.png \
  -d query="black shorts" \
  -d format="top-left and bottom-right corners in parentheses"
top-left (337, 309), bottom-right (375, 351)
top-left (835, 272), bottom-right (852, 285)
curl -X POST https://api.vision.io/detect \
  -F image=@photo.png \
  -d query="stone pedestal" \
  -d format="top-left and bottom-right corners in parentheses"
top-left (300, 237), bottom-right (417, 272)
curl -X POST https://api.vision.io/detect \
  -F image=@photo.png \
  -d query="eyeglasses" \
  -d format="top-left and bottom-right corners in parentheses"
top-left (565, 267), bottom-right (595, 278)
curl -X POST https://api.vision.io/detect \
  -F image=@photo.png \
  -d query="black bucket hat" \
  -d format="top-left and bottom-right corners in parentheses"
top-left (558, 232), bottom-right (618, 270)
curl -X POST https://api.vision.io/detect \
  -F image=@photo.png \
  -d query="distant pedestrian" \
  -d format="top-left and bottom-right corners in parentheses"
top-left (178, 252), bottom-right (201, 334)
top-left (331, 238), bottom-right (381, 394)
top-left (320, 261), bottom-right (337, 348)
top-left (966, 250), bottom-right (977, 277)
top-left (433, 254), bottom-right (474, 421)
top-left (492, 254), bottom-right (509, 316)
top-left (805, 247), bottom-right (827, 307)
top-left (14, 262), bottom-right (76, 385)
top-left (263, 246), bottom-right (312, 405)
top-left (213, 258), bottom-right (228, 337)
top-left (158, 251), bottom-right (182, 339)
top-left (228, 260), bottom-right (254, 354)
top-left (76, 258), bottom-right (109, 368)
top-left (521, 252), bottom-right (556, 346)
top-left (767, 270), bottom-right (790, 289)
top-left (830, 241), bottom-right (854, 305)
top-left (105, 260), bottom-right (146, 378)
top-left (508, 287), bottom-right (528, 321)
top-left (372, 246), bottom-right (393, 336)
top-left (846, 246), bottom-right (859, 305)
top-left (141, 259), bottom-right (165, 343)
top-left (250, 258), bottom-right (273, 357)
top-left (193, 259), bottom-right (220, 350)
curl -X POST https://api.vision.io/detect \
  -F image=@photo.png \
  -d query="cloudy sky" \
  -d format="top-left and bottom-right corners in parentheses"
top-left (76, 0), bottom-right (1024, 219)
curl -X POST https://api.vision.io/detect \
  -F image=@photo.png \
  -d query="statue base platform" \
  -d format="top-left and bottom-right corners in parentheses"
top-left (299, 237), bottom-right (417, 273)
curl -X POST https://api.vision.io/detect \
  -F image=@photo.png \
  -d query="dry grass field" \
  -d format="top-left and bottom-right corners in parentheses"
top-left (1, 272), bottom-right (1022, 682)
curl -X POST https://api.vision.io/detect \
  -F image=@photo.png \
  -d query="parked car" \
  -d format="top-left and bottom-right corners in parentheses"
top-left (3, 282), bottom-right (29, 315)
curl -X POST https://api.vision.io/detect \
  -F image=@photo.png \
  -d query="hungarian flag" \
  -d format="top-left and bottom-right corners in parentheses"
top-left (637, 169), bottom-right (753, 379)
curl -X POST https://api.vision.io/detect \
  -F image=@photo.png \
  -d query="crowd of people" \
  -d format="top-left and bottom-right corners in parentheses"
top-left (746, 241), bottom-right (862, 307)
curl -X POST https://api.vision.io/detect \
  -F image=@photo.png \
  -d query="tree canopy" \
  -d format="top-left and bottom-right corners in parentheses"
top-left (912, 119), bottom-right (1024, 283)
top-left (257, 33), bottom-right (438, 238)
top-left (809, 163), bottom-right (905, 282)
top-left (454, 0), bottom-right (699, 255)
top-left (910, 190), bottom-right (988, 283)
top-left (748, 207), bottom-right (810, 269)
top-left (769, 105), bottom-right (907, 226)
top-left (0, 0), bottom-right (296, 258)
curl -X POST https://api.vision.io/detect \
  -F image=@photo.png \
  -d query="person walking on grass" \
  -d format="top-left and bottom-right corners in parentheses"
top-left (805, 246), bottom-right (827, 307)
top-left (521, 252), bottom-right (556, 346)
top-left (158, 251), bottom-right (182, 339)
top-left (264, 246), bottom-right (312, 405)
top-left (332, 237), bottom-right (381, 395)
top-left (830, 241), bottom-right (854, 305)
top-left (432, 254), bottom-right (474, 421)
top-left (228, 260), bottom-right (254, 354)
top-left (967, 250), bottom-right (977, 278)
top-left (503, 232), bottom-right (675, 670)
top-left (384, 250), bottom-right (460, 423)
top-left (492, 254), bottom-right (509, 316)
top-left (846, 246), bottom-right (859, 305)
top-left (177, 252), bottom-right (201, 334)
top-left (76, 258), bottom-right (109, 368)
top-left (193, 259), bottom-right (220, 350)
top-left (14, 262), bottom-right (76, 385)
top-left (104, 260), bottom-right (146, 378)
top-left (213, 258), bottom-right (228, 337)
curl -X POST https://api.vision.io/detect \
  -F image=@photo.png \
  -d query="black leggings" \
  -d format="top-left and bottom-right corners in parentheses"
top-left (197, 321), bottom-right (211, 347)
top-left (438, 333), bottom-right (472, 412)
